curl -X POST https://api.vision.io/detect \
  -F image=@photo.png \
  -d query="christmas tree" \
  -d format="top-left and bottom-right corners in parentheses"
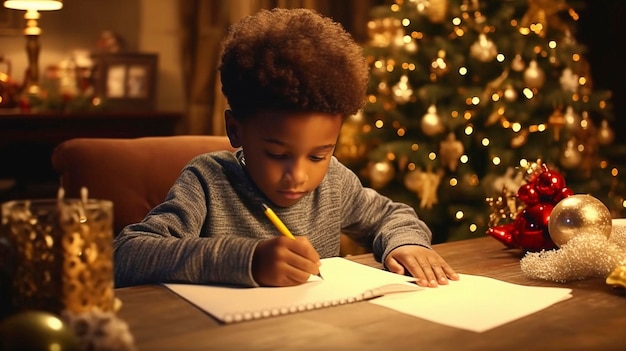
top-left (334, 0), bottom-right (623, 244)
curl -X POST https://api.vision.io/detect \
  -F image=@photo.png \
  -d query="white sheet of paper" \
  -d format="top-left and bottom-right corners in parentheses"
top-left (369, 273), bottom-right (572, 333)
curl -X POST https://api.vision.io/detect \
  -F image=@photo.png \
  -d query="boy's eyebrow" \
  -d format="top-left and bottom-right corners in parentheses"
top-left (262, 137), bottom-right (336, 151)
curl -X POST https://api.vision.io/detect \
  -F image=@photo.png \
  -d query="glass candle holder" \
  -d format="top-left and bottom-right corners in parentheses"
top-left (0, 198), bottom-right (114, 317)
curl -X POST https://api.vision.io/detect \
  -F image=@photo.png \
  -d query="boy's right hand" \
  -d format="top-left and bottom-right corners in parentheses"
top-left (252, 236), bottom-right (321, 286)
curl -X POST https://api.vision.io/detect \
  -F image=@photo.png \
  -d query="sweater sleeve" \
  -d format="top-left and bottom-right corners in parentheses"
top-left (335, 159), bottom-right (432, 263)
top-left (113, 161), bottom-right (262, 288)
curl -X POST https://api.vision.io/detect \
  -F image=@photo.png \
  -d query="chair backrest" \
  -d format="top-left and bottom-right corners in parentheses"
top-left (51, 135), bottom-right (236, 235)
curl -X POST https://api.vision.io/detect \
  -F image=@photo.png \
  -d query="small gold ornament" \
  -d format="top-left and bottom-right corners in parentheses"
top-left (503, 84), bottom-right (518, 102)
top-left (548, 194), bottom-right (612, 247)
top-left (548, 107), bottom-right (565, 141)
top-left (335, 112), bottom-right (368, 164)
top-left (421, 104), bottom-right (445, 136)
top-left (404, 168), bottom-right (443, 209)
top-left (430, 50), bottom-right (450, 78)
top-left (559, 139), bottom-right (582, 170)
top-left (511, 54), bottom-right (526, 72)
top-left (597, 120), bottom-right (615, 145)
top-left (470, 34), bottom-right (498, 62)
top-left (523, 60), bottom-right (546, 89)
top-left (563, 106), bottom-right (580, 132)
top-left (392, 75), bottom-right (414, 104)
top-left (439, 132), bottom-right (464, 171)
top-left (559, 67), bottom-right (579, 93)
top-left (369, 160), bottom-right (395, 189)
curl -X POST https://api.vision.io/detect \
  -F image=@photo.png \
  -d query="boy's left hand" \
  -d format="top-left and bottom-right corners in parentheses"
top-left (385, 245), bottom-right (459, 287)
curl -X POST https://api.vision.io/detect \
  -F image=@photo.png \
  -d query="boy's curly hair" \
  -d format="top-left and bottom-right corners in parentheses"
top-left (219, 8), bottom-right (369, 119)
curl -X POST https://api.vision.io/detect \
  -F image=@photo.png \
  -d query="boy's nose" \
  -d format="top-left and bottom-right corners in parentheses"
top-left (285, 160), bottom-right (308, 185)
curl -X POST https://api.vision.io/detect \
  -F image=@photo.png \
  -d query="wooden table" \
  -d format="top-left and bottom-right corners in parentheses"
top-left (115, 237), bottom-right (626, 351)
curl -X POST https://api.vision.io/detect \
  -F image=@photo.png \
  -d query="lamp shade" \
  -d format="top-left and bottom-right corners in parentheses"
top-left (4, 0), bottom-right (63, 11)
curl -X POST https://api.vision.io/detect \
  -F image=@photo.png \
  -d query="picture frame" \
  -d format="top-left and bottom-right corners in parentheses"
top-left (91, 53), bottom-right (158, 111)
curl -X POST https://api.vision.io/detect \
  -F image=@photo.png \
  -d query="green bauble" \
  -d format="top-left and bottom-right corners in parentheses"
top-left (0, 311), bottom-right (79, 351)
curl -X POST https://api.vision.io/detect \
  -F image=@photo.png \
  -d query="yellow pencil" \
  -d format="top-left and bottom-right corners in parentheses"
top-left (262, 203), bottom-right (295, 239)
top-left (262, 203), bottom-right (323, 279)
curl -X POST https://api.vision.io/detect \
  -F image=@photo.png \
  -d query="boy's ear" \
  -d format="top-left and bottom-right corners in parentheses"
top-left (224, 110), bottom-right (243, 148)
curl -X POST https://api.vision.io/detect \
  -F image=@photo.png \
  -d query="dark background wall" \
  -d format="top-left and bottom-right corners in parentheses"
top-left (578, 0), bottom-right (625, 140)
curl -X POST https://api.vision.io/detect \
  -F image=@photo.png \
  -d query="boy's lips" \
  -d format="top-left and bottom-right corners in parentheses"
top-left (278, 190), bottom-right (307, 200)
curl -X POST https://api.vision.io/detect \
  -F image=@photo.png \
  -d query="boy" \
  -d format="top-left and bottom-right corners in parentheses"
top-left (113, 8), bottom-right (458, 288)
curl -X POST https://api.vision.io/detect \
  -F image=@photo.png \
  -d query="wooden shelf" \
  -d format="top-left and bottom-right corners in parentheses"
top-left (0, 111), bottom-right (183, 201)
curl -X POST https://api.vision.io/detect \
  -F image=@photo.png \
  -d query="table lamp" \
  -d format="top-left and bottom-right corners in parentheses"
top-left (3, 0), bottom-right (63, 95)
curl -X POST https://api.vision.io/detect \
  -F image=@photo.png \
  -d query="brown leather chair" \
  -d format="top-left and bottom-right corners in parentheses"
top-left (51, 135), bottom-right (370, 255)
top-left (51, 135), bottom-right (236, 235)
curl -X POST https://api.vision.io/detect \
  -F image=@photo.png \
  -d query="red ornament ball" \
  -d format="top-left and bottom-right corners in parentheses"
top-left (516, 183), bottom-right (539, 205)
top-left (535, 170), bottom-right (566, 198)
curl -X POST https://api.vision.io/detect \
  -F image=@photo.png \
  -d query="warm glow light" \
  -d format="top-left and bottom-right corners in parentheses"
top-left (460, 155), bottom-right (468, 163)
top-left (428, 152), bottom-right (437, 160)
top-left (449, 178), bottom-right (458, 186)
top-left (523, 88), bottom-right (534, 99)
top-left (4, 0), bottom-right (62, 11)
top-left (492, 157), bottom-right (501, 165)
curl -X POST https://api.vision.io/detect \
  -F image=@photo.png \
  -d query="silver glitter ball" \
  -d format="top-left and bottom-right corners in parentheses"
top-left (548, 194), bottom-right (612, 247)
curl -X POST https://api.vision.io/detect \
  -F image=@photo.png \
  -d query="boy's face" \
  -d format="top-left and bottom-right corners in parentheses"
top-left (226, 110), bottom-right (343, 208)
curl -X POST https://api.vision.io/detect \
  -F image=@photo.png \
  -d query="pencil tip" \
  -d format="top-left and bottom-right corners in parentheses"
top-left (261, 203), bottom-right (269, 210)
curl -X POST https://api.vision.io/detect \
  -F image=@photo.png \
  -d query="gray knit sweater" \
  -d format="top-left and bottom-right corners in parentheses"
top-left (113, 150), bottom-right (432, 288)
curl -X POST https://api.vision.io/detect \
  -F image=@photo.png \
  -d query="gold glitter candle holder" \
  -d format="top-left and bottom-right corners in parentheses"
top-left (0, 199), bottom-right (114, 316)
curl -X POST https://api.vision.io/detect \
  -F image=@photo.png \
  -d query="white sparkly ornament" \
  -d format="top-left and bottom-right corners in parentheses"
top-left (548, 194), bottom-right (612, 247)
top-left (421, 104), bottom-right (445, 136)
top-left (523, 60), bottom-right (546, 89)
top-left (521, 219), bottom-right (626, 283)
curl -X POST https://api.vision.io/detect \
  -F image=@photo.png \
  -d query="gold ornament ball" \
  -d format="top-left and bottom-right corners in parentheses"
top-left (548, 194), bottom-right (612, 247)
top-left (421, 105), bottom-right (444, 136)
top-left (0, 311), bottom-right (79, 351)
top-left (369, 161), bottom-right (395, 189)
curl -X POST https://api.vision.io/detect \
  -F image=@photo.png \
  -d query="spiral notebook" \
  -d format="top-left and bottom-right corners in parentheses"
top-left (164, 257), bottom-right (421, 323)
